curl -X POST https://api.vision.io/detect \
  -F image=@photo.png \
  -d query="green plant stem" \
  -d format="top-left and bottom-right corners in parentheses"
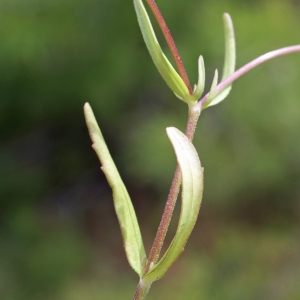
top-left (145, 0), bottom-right (193, 94)
top-left (144, 103), bottom-right (201, 275)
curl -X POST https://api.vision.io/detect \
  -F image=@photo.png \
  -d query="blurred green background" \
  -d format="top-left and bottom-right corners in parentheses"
top-left (0, 0), bottom-right (300, 299)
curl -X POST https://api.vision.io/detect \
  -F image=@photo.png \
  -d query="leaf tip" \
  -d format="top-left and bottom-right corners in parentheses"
top-left (166, 126), bottom-right (177, 138)
top-left (83, 102), bottom-right (92, 117)
top-left (223, 12), bottom-right (233, 26)
top-left (223, 12), bottom-right (230, 19)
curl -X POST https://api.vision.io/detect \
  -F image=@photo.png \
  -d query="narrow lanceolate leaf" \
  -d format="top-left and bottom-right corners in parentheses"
top-left (133, 0), bottom-right (190, 101)
top-left (221, 13), bottom-right (236, 81)
top-left (207, 13), bottom-right (236, 107)
top-left (84, 103), bottom-right (146, 277)
top-left (144, 127), bottom-right (204, 281)
top-left (191, 55), bottom-right (205, 102)
top-left (202, 69), bottom-right (218, 109)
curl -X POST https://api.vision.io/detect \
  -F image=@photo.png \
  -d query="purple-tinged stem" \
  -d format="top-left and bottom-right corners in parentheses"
top-left (133, 279), bottom-right (152, 300)
top-left (144, 104), bottom-right (201, 275)
top-left (145, 0), bottom-right (193, 94)
top-left (199, 45), bottom-right (300, 108)
top-left (143, 44), bottom-right (300, 276)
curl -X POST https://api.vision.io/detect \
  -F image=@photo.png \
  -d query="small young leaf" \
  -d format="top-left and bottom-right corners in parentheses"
top-left (202, 69), bottom-right (218, 109)
top-left (207, 85), bottom-right (232, 107)
top-left (133, 0), bottom-right (190, 101)
top-left (191, 55), bottom-right (205, 102)
top-left (207, 13), bottom-right (236, 107)
top-left (143, 127), bottom-right (203, 281)
top-left (84, 103), bottom-right (146, 277)
top-left (221, 13), bottom-right (236, 81)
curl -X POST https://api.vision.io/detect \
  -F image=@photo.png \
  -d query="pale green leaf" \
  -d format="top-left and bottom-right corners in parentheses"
top-left (207, 13), bottom-right (236, 107)
top-left (133, 0), bottom-right (190, 101)
top-left (144, 127), bottom-right (204, 281)
top-left (207, 85), bottom-right (232, 107)
top-left (191, 55), bottom-right (205, 101)
top-left (221, 13), bottom-right (236, 81)
top-left (202, 69), bottom-right (218, 109)
top-left (84, 103), bottom-right (146, 277)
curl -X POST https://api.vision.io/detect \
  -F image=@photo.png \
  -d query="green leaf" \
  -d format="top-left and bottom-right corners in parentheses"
top-left (144, 127), bottom-right (204, 281)
top-left (221, 13), bottom-right (236, 81)
top-left (133, 0), bottom-right (190, 101)
top-left (207, 13), bottom-right (236, 107)
top-left (84, 103), bottom-right (146, 277)
top-left (191, 55), bottom-right (205, 101)
top-left (202, 69), bottom-right (218, 109)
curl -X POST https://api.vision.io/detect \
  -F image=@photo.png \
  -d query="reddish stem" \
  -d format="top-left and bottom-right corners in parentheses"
top-left (145, 0), bottom-right (193, 95)
top-left (144, 104), bottom-right (201, 275)
top-left (133, 279), bottom-right (152, 300)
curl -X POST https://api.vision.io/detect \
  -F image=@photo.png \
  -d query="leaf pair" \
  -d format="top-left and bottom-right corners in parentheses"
top-left (84, 103), bottom-right (203, 281)
top-left (133, 0), bottom-right (236, 108)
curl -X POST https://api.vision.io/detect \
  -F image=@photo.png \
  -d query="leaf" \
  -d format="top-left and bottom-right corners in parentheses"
top-left (221, 13), bottom-right (236, 81)
top-left (191, 55), bottom-right (205, 101)
top-left (84, 103), bottom-right (146, 277)
top-left (133, 0), bottom-right (190, 101)
top-left (207, 13), bottom-right (236, 107)
top-left (144, 127), bottom-right (204, 281)
top-left (202, 69), bottom-right (218, 109)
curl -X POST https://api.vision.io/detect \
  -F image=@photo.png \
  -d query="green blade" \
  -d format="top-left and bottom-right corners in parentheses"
top-left (144, 127), bottom-right (204, 281)
top-left (221, 13), bottom-right (236, 81)
top-left (207, 13), bottom-right (236, 107)
top-left (84, 103), bottom-right (146, 277)
top-left (191, 55), bottom-right (205, 101)
top-left (202, 69), bottom-right (218, 109)
top-left (133, 0), bottom-right (190, 101)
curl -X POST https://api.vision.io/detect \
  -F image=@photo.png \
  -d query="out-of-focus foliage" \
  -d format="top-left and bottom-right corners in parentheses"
top-left (0, 0), bottom-right (299, 299)
top-left (58, 227), bottom-right (300, 300)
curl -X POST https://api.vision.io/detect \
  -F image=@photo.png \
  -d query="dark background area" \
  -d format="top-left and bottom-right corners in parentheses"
top-left (0, 0), bottom-right (300, 299)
